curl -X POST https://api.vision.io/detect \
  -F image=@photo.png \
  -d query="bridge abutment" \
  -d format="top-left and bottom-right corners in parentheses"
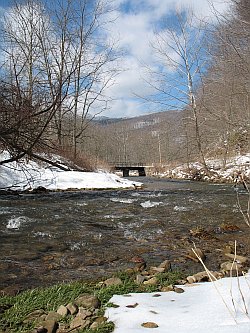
top-left (114, 164), bottom-right (146, 177)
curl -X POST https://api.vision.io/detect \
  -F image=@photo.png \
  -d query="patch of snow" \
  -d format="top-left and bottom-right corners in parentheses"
top-left (106, 272), bottom-right (250, 333)
top-left (0, 152), bottom-right (142, 191)
top-left (158, 154), bottom-right (250, 183)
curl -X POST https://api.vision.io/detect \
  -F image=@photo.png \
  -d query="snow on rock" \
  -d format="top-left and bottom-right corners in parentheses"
top-left (106, 272), bottom-right (250, 333)
top-left (158, 154), bottom-right (250, 183)
top-left (0, 152), bottom-right (142, 191)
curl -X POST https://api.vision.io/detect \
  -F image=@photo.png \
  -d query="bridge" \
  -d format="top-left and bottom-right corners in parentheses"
top-left (111, 162), bottom-right (146, 177)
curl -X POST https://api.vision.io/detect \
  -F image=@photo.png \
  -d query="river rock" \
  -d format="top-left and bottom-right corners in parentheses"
top-left (186, 275), bottom-right (196, 284)
top-left (45, 311), bottom-right (62, 322)
top-left (43, 320), bottom-right (58, 333)
top-left (66, 302), bottom-right (78, 315)
top-left (57, 305), bottom-right (68, 317)
top-left (104, 277), bottom-right (123, 287)
top-left (220, 261), bottom-right (243, 273)
top-left (161, 284), bottom-right (175, 292)
top-left (149, 266), bottom-right (165, 274)
top-left (24, 309), bottom-right (46, 323)
top-left (90, 316), bottom-right (107, 329)
top-left (158, 260), bottom-right (171, 271)
top-left (143, 277), bottom-right (158, 285)
top-left (55, 323), bottom-right (68, 333)
top-left (70, 317), bottom-right (90, 330)
top-left (135, 274), bottom-right (145, 284)
top-left (75, 294), bottom-right (101, 309)
top-left (77, 307), bottom-right (92, 319)
top-left (186, 270), bottom-right (224, 283)
top-left (224, 253), bottom-right (249, 264)
top-left (174, 287), bottom-right (184, 293)
top-left (187, 248), bottom-right (206, 262)
top-left (35, 327), bottom-right (47, 333)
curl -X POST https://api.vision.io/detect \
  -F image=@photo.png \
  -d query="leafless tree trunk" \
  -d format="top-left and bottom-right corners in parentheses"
top-left (0, 0), bottom-right (118, 166)
top-left (143, 10), bottom-right (208, 168)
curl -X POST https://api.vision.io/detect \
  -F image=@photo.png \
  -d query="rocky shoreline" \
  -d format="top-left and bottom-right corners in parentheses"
top-left (152, 155), bottom-right (250, 184)
top-left (1, 247), bottom-right (249, 333)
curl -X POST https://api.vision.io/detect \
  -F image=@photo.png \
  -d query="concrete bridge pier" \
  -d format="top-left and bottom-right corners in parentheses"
top-left (138, 167), bottom-right (146, 176)
top-left (114, 164), bottom-right (146, 177)
top-left (123, 168), bottom-right (129, 177)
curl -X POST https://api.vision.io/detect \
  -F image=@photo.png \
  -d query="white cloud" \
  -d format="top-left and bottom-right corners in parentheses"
top-left (102, 0), bottom-right (231, 118)
top-left (1, 0), bottom-right (230, 119)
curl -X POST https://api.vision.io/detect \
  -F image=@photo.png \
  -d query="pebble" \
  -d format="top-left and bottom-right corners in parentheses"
top-left (90, 316), bottom-right (107, 329)
top-left (76, 307), bottom-right (92, 319)
top-left (70, 317), bottom-right (90, 330)
top-left (66, 302), bottom-right (78, 315)
top-left (161, 284), bottom-right (174, 292)
top-left (141, 322), bottom-right (159, 328)
top-left (75, 294), bottom-right (100, 309)
top-left (43, 319), bottom-right (58, 333)
top-left (45, 312), bottom-right (61, 322)
top-left (143, 277), bottom-right (158, 285)
top-left (224, 253), bottom-right (248, 263)
top-left (36, 327), bottom-right (47, 333)
top-left (158, 260), bottom-right (171, 271)
top-left (104, 277), bottom-right (123, 286)
top-left (135, 274), bottom-right (145, 284)
top-left (220, 261), bottom-right (242, 272)
top-left (126, 303), bottom-right (139, 308)
top-left (174, 287), bottom-right (184, 294)
top-left (57, 305), bottom-right (68, 317)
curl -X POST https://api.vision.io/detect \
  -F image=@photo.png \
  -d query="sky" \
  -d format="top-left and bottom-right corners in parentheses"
top-left (0, 0), bottom-right (230, 118)
top-left (104, 0), bottom-right (230, 118)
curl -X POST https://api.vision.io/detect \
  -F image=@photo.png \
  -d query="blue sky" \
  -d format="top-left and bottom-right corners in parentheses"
top-left (104, 0), bottom-right (230, 118)
top-left (0, 0), bottom-right (230, 118)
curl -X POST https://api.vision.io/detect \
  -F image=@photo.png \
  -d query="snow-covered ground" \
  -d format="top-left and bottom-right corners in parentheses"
top-left (106, 272), bottom-right (250, 333)
top-left (157, 154), bottom-right (250, 183)
top-left (0, 152), bottom-right (142, 191)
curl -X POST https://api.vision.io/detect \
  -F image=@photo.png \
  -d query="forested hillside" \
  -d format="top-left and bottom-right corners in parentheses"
top-left (0, 0), bottom-right (249, 170)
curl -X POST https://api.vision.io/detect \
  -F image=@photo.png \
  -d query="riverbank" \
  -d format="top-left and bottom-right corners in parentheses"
top-left (1, 254), bottom-right (249, 333)
top-left (0, 152), bottom-right (142, 192)
top-left (154, 154), bottom-right (250, 183)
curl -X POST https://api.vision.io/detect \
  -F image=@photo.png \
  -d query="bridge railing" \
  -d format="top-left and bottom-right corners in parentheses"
top-left (108, 162), bottom-right (145, 167)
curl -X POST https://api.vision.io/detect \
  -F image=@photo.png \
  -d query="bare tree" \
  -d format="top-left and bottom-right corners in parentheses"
top-left (196, 0), bottom-right (250, 164)
top-left (143, 10), bottom-right (208, 168)
top-left (0, 0), bottom-right (118, 166)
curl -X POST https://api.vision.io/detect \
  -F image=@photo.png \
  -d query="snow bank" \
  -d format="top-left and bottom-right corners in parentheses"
top-left (158, 154), bottom-right (250, 183)
top-left (0, 152), bottom-right (142, 191)
top-left (106, 272), bottom-right (250, 333)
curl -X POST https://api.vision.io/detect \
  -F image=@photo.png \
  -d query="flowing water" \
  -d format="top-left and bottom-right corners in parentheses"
top-left (0, 178), bottom-right (249, 290)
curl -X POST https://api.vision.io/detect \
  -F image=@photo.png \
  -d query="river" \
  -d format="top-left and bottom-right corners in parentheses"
top-left (0, 177), bottom-right (249, 291)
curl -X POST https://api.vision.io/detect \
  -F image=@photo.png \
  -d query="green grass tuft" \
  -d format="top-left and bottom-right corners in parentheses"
top-left (0, 270), bottom-right (182, 333)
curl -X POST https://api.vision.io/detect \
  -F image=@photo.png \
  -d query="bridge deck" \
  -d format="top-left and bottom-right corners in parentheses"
top-left (112, 163), bottom-right (146, 177)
